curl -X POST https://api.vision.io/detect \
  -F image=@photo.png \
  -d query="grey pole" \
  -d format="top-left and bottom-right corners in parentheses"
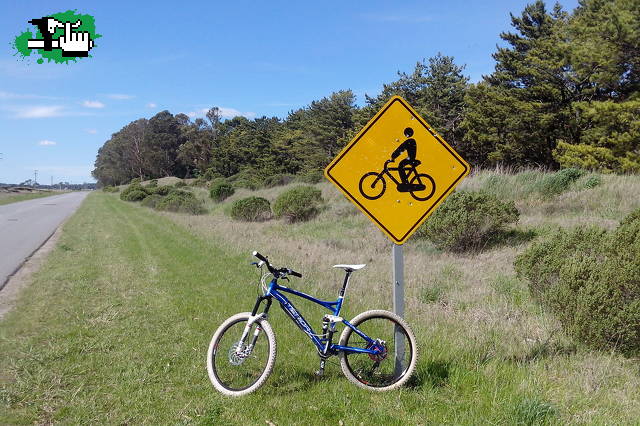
top-left (392, 243), bottom-right (405, 375)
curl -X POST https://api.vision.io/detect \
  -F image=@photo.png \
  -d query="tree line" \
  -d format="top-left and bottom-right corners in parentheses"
top-left (93, 0), bottom-right (639, 186)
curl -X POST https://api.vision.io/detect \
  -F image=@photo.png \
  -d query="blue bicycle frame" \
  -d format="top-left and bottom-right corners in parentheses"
top-left (251, 275), bottom-right (380, 357)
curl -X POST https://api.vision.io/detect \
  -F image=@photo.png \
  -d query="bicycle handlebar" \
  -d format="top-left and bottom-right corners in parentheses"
top-left (252, 251), bottom-right (302, 279)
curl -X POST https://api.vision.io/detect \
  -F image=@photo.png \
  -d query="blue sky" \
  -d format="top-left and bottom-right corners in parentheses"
top-left (0, 0), bottom-right (579, 184)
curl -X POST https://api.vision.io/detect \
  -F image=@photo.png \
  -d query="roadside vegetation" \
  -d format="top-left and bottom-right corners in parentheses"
top-left (0, 190), bottom-right (62, 206)
top-left (3, 169), bottom-right (640, 424)
top-left (93, 0), bottom-right (639, 189)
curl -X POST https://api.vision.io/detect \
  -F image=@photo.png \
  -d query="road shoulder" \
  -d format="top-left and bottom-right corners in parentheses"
top-left (0, 225), bottom-right (64, 320)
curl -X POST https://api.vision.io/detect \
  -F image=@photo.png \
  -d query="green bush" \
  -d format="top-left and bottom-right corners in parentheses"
top-left (230, 197), bottom-right (272, 222)
top-left (154, 185), bottom-right (173, 196)
top-left (228, 169), bottom-right (262, 190)
top-left (146, 179), bottom-right (158, 188)
top-left (102, 186), bottom-right (119, 193)
top-left (121, 189), bottom-right (148, 202)
top-left (273, 186), bottom-right (323, 222)
top-left (535, 168), bottom-right (586, 197)
top-left (210, 180), bottom-right (235, 202)
top-left (583, 174), bottom-right (602, 189)
top-left (120, 183), bottom-right (149, 201)
top-left (515, 209), bottom-right (640, 355)
top-left (415, 191), bottom-right (519, 252)
top-left (141, 194), bottom-right (163, 208)
top-left (297, 170), bottom-right (324, 184)
top-left (129, 177), bottom-right (142, 185)
top-left (155, 189), bottom-right (206, 214)
top-left (174, 180), bottom-right (187, 188)
top-left (263, 174), bottom-right (295, 188)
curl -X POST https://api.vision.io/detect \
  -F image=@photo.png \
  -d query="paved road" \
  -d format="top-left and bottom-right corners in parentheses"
top-left (0, 191), bottom-right (89, 290)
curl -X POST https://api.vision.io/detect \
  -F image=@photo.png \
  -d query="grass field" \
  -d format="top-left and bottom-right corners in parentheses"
top-left (0, 191), bottom-right (61, 206)
top-left (2, 171), bottom-right (640, 424)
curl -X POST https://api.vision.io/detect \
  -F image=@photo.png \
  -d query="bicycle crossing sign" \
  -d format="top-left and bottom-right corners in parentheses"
top-left (324, 96), bottom-right (470, 244)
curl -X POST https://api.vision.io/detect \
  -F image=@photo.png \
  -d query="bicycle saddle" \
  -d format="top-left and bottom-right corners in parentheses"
top-left (333, 264), bottom-right (366, 272)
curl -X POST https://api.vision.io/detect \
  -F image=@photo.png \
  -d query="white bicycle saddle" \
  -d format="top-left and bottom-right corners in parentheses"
top-left (332, 264), bottom-right (366, 272)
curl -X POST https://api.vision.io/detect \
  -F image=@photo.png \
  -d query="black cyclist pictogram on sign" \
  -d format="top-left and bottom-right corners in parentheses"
top-left (358, 127), bottom-right (436, 201)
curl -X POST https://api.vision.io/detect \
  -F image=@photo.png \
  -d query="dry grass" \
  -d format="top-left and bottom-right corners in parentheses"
top-left (161, 169), bottom-right (640, 423)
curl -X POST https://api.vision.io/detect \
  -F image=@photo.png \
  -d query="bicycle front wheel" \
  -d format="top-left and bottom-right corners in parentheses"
top-left (207, 312), bottom-right (276, 396)
top-left (359, 172), bottom-right (386, 200)
top-left (339, 310), bottom-right (417, 391)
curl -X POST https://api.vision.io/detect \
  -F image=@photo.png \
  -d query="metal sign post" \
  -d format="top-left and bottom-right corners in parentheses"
top-left (392, 243), bottom-right (405, 374)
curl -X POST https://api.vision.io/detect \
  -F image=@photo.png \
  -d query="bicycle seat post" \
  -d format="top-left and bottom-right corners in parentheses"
top-left (339, 270), bottom-right (352, 299)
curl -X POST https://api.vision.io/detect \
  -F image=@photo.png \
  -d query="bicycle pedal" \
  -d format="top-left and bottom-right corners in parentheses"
top-left (314, 369), bottom-right (325, 378)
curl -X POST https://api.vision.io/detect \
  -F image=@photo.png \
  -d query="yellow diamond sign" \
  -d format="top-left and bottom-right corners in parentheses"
top-left (324, 96), bottom-right (470, 244)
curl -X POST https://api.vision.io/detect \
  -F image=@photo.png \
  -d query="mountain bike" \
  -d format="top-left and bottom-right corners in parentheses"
top-left (206, 251), bottom-right (417, 396)
top-left (359, 159), bottom-right (436, 201)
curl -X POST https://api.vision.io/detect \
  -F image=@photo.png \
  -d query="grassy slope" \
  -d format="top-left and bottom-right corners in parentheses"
top-left (1, 172), bottom-right (639, 424)
top-left (0, 191), bottom-right (61, 206)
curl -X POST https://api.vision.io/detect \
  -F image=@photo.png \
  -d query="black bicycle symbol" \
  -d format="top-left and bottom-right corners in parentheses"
top-left (358, 159), bottom-right (436, 201)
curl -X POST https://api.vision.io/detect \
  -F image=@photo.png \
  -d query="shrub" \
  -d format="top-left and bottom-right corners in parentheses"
top-left (535, 168), bottom-right (586, 197)
top-left (228, 169), bottom-right (262, 190)
top-left (515, 209), bottom-right (640, 355)
top-left (141, 194), bottom-right (163, 208)
top-left (210, 180), bottom-right (235, 202)
top-left (129, 177), bottom-right (142, 185)
top-left (273, 186), bottom-right (323, 222)
top-left (154, 185), bottom-right (173, 196)
top-left (155, 189), bottom-right (206, 214)
top-left (263, 174), bottom-right (295, 188)
top-left (120, 183), bottom-right (149, 201)
top-left (174, 180), bottom-right (187, 188)
top-left (297, 169), bottom-right (324, 184)
top-left (415, 191), bottom-right (519, 252)
top-left (582, 174), bottom-right (602, 189)
top-left (230, 197), bottom-right (272, 222)
top-left (121, 189), bottom-right (148, 202)
top-left (146, 179), bottom-right (158, 188)
top-left (102, 186), bottom-right (119, 193)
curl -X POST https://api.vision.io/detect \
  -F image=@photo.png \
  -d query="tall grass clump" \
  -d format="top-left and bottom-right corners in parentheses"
top-left (416, 191), bottom-right (519, 252)
top-left (515, 208), bottom-right (640, 355)
top-left (534, 168), bottom-right (586, 197)
top-left (102, 186), bottom-right (119, 193)
top-left (230, 196), bottom-right (271, 222)
top-left (273, 185), bottom-right (323, 222)
top-left (210, 180), bottom-right (235, 202)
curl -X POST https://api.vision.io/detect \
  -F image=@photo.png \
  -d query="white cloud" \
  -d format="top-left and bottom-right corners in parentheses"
top-left (106, 94), bottom-right (134, 100)
top-left (0, 91), bottom-right (58, 100)
top-left (38, 140), bottom-right (57, 146)
top-left (82, 100), bottom-right (105, 108)
top-left (86, 129), bottom-right (98, 134)
top-left (146, 102), bottom-right (157, 108)
top-left (11, 105), bottom-right (65, 118)
top-left (185, 107), bottom-right (256, 119)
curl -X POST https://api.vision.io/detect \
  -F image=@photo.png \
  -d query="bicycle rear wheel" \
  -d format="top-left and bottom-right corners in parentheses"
top-left (339, 310), bottom-right (417, 391)
top-left (207, 312), bottom-right (276, 396)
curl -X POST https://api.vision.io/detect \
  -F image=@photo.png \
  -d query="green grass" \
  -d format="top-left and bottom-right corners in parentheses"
top-left (0, 191), bottom-right (60, 206)
top-left (2, 168), bottom-right (640, 424)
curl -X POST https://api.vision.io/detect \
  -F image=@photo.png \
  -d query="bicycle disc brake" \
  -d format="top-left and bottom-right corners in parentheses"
top-left (228, 342), bottom-right (247, 366)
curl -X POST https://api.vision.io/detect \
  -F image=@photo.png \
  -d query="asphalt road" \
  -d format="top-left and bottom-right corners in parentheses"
top-left (0, 191), bottom-right (89, 290)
